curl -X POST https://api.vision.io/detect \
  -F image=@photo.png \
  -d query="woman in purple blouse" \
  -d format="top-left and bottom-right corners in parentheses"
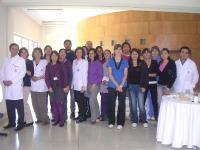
top-left (45, 51), bottom-right (69, 127)
top-left (88, 48), bottom-right (103, 124)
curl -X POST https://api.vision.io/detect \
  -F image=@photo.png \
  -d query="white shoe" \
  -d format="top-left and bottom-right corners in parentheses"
top-left (116, 125), bottom-right (123, 130)
top-left (151, 117), bottom-right (155, 121)
top-left (108, 124), bottom-right (114, 128)
top-left (143, 123), bottom-right (148, 128)
top-left (131, 123), bottom-right (137, 128)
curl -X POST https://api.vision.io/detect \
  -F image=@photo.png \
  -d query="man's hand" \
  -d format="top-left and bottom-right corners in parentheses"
top-left (3, 80), bottom-right (13, 86)
top-left (49, 88), bottom-right (53, 93)
top-left (64, 86), bottom-right (69, 93)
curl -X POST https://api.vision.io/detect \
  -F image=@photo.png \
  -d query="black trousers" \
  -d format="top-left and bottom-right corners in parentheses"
top-left (74, 90), bottom-right (86, 118)
top-left (108, 88), bottom-right (126, 126)
top-left (84, 96), bottom-right (91, 117)
top-left (144, 84), bottom-right (158, 120)
top-left (6, 99), bottom-right (24, 127)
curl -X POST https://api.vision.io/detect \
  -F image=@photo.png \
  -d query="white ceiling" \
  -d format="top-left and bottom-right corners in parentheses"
top-left (3, 0), bottom-right (200, 24)
top-left (21, 7), bottom-right (124, 24)
top-left (2, 0), bottom-right (200, 13)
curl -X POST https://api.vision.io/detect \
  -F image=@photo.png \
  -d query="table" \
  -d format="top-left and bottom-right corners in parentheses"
top-left (156, 95), bottom-right (200, 148)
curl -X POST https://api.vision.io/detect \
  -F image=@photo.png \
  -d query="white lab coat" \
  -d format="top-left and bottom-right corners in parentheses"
top-left (0, 55), bottom-right (26, 100)
top-left (31, 59), bottom-right (48, 92)
top-left (72, 59), bottom-right (88, 91)
top-left (173, 58), bottom-right (199, 93)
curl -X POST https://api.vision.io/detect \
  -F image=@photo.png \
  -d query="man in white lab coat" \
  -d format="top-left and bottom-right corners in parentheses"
top-left (0, 43), bottom-right (26, 131)
top-left (173, 46), bottom-right (199, 93)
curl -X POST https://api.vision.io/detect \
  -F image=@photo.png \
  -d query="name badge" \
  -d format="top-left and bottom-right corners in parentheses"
top-left (53, 77), bottom-right (58, 81)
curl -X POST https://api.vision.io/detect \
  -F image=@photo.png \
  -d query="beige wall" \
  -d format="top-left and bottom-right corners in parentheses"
top-left (0, 2), bottom-right (8, 66)
top-left (7, 7), bottom-right (42, 47)
top-left (41, 22), bottom-right (77, 50)
top-left (78, 10), bottom-right (200, 73)
top-left (78, 11), bottom-right (200, 51)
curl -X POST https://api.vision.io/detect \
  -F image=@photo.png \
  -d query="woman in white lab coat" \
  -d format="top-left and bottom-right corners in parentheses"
top-left (173, 46), bottom-right (199, 93)
top-left (72, 47), bottom-right (88, 123)
top-left (31, 47), bottom-right (49, 125)
top-left (1, 43), bottom-right (26, 131)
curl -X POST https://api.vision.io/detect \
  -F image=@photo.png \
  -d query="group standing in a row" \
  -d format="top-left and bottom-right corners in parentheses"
top-left (0, 40), bottom-right (199, 131)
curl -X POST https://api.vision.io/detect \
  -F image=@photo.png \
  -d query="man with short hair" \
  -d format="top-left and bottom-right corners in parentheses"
top-left (173, 46), bottom-right (199, 93)
top-left (0, 43), bottom-right (26, 131)
top-left (85, 41), bottom-right (93, 51)
top-left (64, 39), bottom-right (75, 119)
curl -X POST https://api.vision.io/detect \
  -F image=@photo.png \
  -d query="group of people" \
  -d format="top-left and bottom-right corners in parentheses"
top-left (0, 39), bottom-right (199, 131)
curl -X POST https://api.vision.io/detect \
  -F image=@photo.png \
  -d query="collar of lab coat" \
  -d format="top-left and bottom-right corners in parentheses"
top-left (177, 58), bottom-right (191, 66)
top-left (9, 54), bottom-right (19, 60)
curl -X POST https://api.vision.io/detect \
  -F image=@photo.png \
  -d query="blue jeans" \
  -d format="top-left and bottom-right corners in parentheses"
top-left (146, 92), bottom-right (154, 118)
top-left (128, 84), bottom-right (147, 123)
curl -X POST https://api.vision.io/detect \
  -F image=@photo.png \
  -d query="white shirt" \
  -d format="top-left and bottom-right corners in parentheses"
top-left (0, 55), bottom-right (26, 100)
top-left (31, 59), bottom-right (48, 92)
top-left (72, 59), bottom-right (88, 91)
top-left (173, 58), bottom-right (199, 93)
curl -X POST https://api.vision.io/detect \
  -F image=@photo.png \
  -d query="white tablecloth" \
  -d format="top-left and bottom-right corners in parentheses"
top-left (156, 95), bottom-right (200, 148)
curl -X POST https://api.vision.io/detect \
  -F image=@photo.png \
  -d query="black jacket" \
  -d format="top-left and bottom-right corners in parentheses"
top-left (128, 61), bottom-right (148, 88)
top-left (158, 59), bottom-right (177, 88)
top-left (23, 59), bottom-right (34, 87)
top-left (141, 60), bottom-right (159, 85)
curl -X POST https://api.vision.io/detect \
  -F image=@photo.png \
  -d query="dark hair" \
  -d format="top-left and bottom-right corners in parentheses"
top-left (122, 42), bottom-right (131, 50)
top-left (64, 39), bottom-right (72, 45)
top-left (59, 48), bottom-right (66, 54)
top-left (88, 48), bottom-right (98, 62)
top-left (44, 45), bottom-right (52, 52)
top-left (32, 47), bottom-right (43, 60)
top-left (179, 46), bottom-right (191, 54)
top-left (104, 49), bottom-right (111, 55)
top-left (96, 46), bottom-right (104, 61)
top-left (50, 50), bottom-right (59, 63)
top-left (44, 45), bottom-right (52, 59)
top-left (151, 45), bottom-right (160, 55)
top-left (151, 45), bottom-right (160, 54)
top-left (9, 43), bottom-right (19, 50)
top-left (161, 48), bottom-right (170, 54)
top-left (114, 44), bottom-right (122, 50)
top-left (161, 48), bottom-right (170, 60)
top-left (129, 48), bottom-right (141, 66)
top-left (96, 46), bottom-right (103, 52)
top-left (142, 48), bottom-right (151, 54)
top-left (75, 47), bottom-right (85, 59)
top-left (19, 47), bottom-right (29, 58)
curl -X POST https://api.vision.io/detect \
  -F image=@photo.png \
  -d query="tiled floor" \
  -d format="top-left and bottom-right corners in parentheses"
top-left (0, 118), bottom-right (190, 150)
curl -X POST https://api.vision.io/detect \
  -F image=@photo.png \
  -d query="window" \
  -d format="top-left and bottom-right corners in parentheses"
top-left (13, 35), bottom-right (22, 47)
top-left (13, 34), bottom-right (39, 59)
top-left (22, 38), bottom-right (29, 48)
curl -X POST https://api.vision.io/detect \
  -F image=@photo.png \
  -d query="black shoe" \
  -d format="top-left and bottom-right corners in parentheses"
top-left (59, 124), bottom-right (64, 127)
top-left (25, 122), bottom-right (34, 127)
top-left (86, 113), bottom-right (91, 118)
top-left (75, 116), bottom-right (80, 120)
top-left (4, 124), bottom-right (15, 129)
top-left (52, 122), bottom-right (58, 126)
top-left (76, 117), bottom-right (85, 123)
top-left (70, 112), bottom-right (75, 119)
top-left (14, 125), bottom-right (24, 131)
